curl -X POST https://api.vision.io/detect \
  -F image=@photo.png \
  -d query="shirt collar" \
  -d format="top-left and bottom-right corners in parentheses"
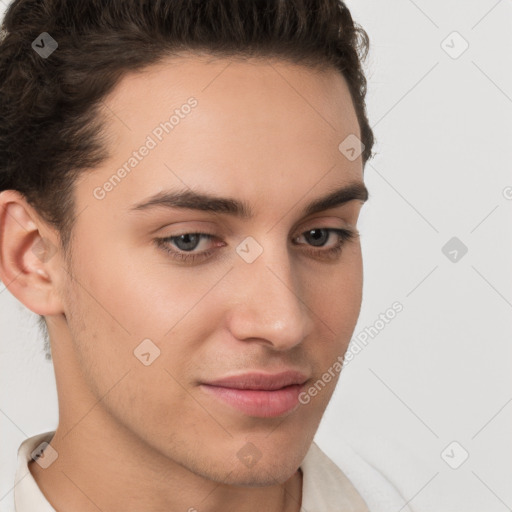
top-left (14, 431), bottom-right (57, 512)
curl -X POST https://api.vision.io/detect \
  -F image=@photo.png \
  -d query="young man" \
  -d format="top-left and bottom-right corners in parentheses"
top-left (0, 1), bottom-right (412, 510)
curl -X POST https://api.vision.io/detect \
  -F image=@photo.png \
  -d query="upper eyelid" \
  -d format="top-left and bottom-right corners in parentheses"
top-left (159, 217), bottom-right (357, 236)
top-left (162, 225), bottom-right (354, 240)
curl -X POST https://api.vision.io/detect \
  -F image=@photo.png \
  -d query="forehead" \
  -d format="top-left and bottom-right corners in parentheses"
top-left (79, 54), bottom-right (363, 216)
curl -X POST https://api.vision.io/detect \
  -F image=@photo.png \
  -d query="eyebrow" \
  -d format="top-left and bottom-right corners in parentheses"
top-left (129, 181), bottom-right (369, 219)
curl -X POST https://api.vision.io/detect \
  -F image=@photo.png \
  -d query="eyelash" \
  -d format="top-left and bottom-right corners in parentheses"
top-left (154, 227), bottom-right (358, 264)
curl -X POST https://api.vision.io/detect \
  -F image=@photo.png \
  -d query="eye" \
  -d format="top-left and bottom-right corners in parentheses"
top-left (154, 232), bottom-right (220, 264)
top-left (292, 228), bottom-right (357, 260)
top-left (154, 227), bottom-right (358, 264)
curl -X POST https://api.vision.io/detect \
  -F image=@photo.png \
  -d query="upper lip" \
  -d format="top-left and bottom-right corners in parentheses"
top-left (203, 370), bottom-right (309, 391)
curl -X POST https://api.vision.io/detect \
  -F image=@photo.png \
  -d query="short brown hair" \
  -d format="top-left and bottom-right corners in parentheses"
top-left (0, 0), bottom-right (374, 359)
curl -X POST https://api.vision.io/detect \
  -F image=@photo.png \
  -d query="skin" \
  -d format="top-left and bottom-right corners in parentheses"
top-left (0, 55), bottom-right (367, 512)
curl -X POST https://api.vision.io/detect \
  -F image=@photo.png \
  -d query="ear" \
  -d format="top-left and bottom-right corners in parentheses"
top-left (0, 190), bottom-right (64, 316)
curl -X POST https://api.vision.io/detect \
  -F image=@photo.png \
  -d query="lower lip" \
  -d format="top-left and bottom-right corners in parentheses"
top-left (200, 383), bottom-right (305, 418)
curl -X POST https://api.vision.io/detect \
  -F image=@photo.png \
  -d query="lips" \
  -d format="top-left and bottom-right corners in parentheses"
top-left (203, 370), bottom-right (309, 391)
top-left (200, 370), bottom-right (310, 418)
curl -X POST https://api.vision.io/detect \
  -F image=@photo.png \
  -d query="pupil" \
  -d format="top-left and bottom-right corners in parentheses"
top-left (177, 234), bottom-right (199, 251)
top-left (307, 229), bottom-right (327, 247)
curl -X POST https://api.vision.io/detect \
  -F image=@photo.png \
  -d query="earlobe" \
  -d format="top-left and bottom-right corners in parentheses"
top-left (0, 190), bottom-right (63, 316)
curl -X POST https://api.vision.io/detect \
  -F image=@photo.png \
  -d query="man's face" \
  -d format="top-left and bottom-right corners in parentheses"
top-left (51, 55), bottom-right (366, 485)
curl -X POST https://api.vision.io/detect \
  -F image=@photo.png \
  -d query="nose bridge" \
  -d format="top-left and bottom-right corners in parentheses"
top-left (226, 234), bottom-right (314, 350)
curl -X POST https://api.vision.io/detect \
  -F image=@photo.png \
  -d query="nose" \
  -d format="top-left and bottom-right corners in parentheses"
top-left (225, 240), bottom-right (315, 352)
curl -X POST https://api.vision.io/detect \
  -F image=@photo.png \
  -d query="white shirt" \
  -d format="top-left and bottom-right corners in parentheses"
top-left (14, 431), bottom-right (413, 511)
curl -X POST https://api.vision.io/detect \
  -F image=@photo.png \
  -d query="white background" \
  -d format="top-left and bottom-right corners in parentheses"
top-left (1, 1), bottom-right (511, 511)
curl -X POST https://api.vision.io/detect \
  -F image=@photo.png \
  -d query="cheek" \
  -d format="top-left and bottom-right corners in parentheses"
top-left (60, 255), bottom-right (146, 397)
top-left (301, 252), bottom-right (363, 392)
top-left (64, 275), bottom-right (205, 443)
top-left (101, 364), bottom-right (204, 444)
top-left (307, 248), bottom-right (363, 329)
top-left (62, 238), bottom-right (217, 394)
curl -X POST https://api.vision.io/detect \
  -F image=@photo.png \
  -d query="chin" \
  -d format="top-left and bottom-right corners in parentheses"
top-left (219, 463), bottom-right (298, 487)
